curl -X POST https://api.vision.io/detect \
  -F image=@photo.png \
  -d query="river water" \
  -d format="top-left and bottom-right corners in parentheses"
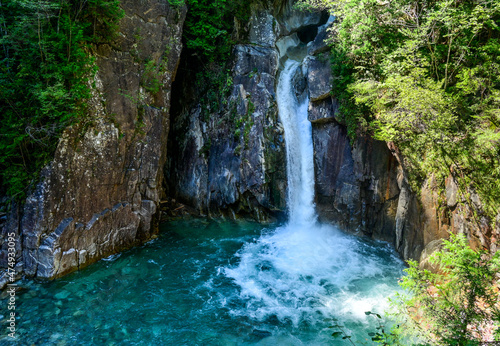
top-left (9, 219), bottom-right (403, 345)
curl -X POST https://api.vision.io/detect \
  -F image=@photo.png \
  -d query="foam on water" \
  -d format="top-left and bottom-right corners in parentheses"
top-left (222, 58), bottom-right (404, 338)
top-left (223, 223), bottom-right (402, 330)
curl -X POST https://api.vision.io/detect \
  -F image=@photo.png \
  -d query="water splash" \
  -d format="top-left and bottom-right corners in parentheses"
top-left (223, 57), bottom-right (404, 340)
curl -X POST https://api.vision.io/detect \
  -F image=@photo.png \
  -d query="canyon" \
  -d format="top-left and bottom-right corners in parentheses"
top-left (0, 0), bottom-right (497, 288)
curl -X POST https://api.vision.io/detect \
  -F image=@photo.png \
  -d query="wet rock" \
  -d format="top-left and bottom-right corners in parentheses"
top-left (291, 64), bottom-right (307, 101)
top-left (312, 121), bottom-right (410, 249)
top-left (308, 97), bottom-right (339, 123)
top-left (54, 290), bottom-right (71, 300)
top-left (281, 6), bottom-right (327, 34)
top-left (251, 329), bottom-right (272, 340)
top-left (276, 33), bottom-right (301, 60)
top-left (307, 21), bottom-right (331, 56)
top-left (73, 310), bottom-right (84, 317)
top-left (306, 55), bottom-right (333, 101)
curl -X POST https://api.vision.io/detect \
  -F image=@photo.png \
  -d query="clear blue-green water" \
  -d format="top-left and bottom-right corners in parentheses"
top-left (7, 219), bottom-right (404, 345)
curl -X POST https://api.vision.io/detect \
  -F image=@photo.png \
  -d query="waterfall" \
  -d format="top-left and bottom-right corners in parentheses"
top-left (276, 59), bottom-right (317, 226)
top-left (222, 54), bottom-right (403, 336)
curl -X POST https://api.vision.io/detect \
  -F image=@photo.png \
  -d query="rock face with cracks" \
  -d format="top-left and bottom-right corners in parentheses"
top-left (166, 2), bottom-right (294, 221)
top-left (0, 0), bottom-right (187, 284)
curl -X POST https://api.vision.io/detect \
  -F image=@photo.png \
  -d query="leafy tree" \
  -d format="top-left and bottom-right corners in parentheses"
top-left (182, 0), bottom-right (250, 63)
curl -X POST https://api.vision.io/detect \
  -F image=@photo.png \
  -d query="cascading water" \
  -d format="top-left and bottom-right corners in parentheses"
top-left (276, 59), bottom-right (316, 226)
top-left (222, 56), bottom-right (405, 342)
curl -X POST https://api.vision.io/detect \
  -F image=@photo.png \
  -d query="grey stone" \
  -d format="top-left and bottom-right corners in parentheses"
top-left (167, 11), bottom-right (288, 221)
top-left (54, 290), bottom-right (71, 300)
top-left (307, 24), bottom-right (330, 56)
top-left (306, 55), bottom-right (333, 101)
top-left (276, 33), bottom-right (301, 60)
top-left (308, 97), bottom-right (339, 123)
top-left (419, 239), bottom-right (444, 272)
top-left (249, 7), bottom-right (278, 47)
top-left (313, 120), bottom-right (405, 245)
top-left (0, 0), bottom-right (187, 280)
top-left (445, 175), bottom-right (459, 208)
top-left (234, 45), bottom-right (279, 77)
top-left (281, 7), bottom-right (325, 34)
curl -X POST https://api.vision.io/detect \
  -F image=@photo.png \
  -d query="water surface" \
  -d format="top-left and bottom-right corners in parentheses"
top-left (8, 219), bottom-right (404, 345)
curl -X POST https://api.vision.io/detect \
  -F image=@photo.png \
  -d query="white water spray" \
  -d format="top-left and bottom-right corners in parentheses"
top-left (276, 60), bottom-right (317, 226)
top-left (223, 55), bottom-right (403, 340)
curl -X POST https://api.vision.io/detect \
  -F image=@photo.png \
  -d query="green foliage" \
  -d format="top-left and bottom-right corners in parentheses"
top-left (196, 66), bottom-right (234, 122)
top-left (199, 137), bottom-right (211, 158)
top-left (329, 313), bottom-right (407, 345)
top-left (141, 59), bottom-right (162, 94)
top-left (395, 233), bottom-right (500, 345)
top-left (183, 0), bottom-right (249, 63)
top-left (363, 311), bottom-right (407, 346)
top-left (0, 0), bottom-right (123, 199)
top-left (328, 318), bottom-right (355, 345)
top-left (167, 0), bottom-right (186, 7)
top-left (297, 0), bottom-right (500, 220)
top-left (329, 235), bottom-right (500, 345)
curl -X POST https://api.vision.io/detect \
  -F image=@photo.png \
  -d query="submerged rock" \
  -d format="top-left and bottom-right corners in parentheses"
top-left (54, 290), bottom-right (71, 300)
top-left (251, 329), bottom-right (273, 340)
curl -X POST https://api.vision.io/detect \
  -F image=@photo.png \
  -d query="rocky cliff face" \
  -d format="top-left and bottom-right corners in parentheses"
top-left (166, 2), bottom-right (331, 221)
top-left (304, 37), bottom-right (495, 262)
top-left (0, 0), bottom-right (187, 284)
top-left (307, 41), bottom-right (498, 262)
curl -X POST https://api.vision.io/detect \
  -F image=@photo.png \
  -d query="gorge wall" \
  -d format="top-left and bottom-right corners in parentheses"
top-left (0, 0), bottom-right (187, 285)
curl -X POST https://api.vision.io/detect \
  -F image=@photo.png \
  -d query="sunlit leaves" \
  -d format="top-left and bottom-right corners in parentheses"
top-left (397, 233), bottom-right (500, 344)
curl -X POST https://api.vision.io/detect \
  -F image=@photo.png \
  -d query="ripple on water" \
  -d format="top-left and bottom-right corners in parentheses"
top-left (9, 219), bottom-right (404, 345)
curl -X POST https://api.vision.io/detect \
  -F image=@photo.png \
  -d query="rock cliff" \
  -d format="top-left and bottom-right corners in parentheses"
top-left (0, 0), bottom-right (187, 284)
top-left (166, 0), bottom-right (496, 263)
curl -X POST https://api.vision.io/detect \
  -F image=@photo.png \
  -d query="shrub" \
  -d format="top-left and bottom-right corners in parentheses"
top-left (395, 233), bottom-right (500, 345)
